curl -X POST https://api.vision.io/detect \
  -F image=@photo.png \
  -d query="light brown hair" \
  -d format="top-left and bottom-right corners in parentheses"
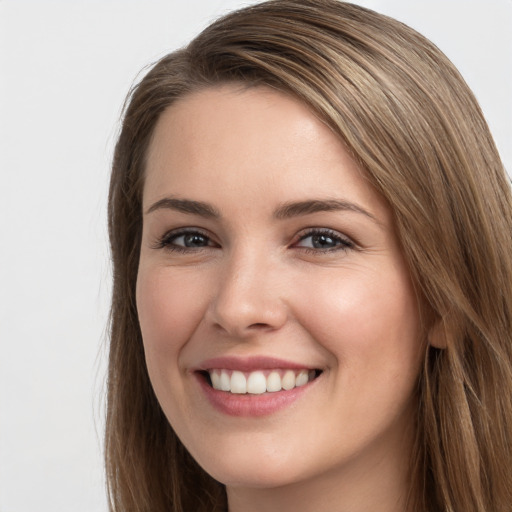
top-left (106, 1), bottom-right (512, 510)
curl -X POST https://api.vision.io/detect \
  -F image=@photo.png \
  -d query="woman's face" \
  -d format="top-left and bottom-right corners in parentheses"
top-left (137, 86), bottom-right (423, 491)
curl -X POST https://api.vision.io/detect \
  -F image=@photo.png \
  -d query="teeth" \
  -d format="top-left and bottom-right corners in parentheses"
top-left (281, 370), bottom-right (295, 390)
top-left (211, 371), bottom-right (221, 390)
top-left (247, 371), bottom-right (267, 394)
top-left (208, 368), bottom-right (317, 394)
top-left (266, 371), bottom-right (281, 392)
top-left (296, 370), bottom-right (309, 387)
top-left (220, 371), bottom-right (230, 391)
top-left (230, 371), bottom-right (247, 394)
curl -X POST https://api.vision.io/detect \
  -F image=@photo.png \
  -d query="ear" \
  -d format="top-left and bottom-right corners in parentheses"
top-left (428, 319), bottom-right (447, 349)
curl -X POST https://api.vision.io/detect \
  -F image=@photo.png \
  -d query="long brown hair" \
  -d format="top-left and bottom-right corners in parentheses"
top-left (105, 1), bottom-right (512, 510)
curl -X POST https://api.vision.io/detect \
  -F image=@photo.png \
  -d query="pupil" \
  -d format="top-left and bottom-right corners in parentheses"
top-left (185, 234), bottom-right (207, 247)
top-left (313, 234), bottom-right (335, 248)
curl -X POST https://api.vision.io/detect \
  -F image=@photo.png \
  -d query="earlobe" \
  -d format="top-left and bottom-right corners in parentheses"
top-left (428, 319), bottom-right (447, 349)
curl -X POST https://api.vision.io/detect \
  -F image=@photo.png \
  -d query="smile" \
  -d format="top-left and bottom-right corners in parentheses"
top-left (207, 369), bottom-right (319, 394)
top-left (195, 357), bottom-right (323, 416)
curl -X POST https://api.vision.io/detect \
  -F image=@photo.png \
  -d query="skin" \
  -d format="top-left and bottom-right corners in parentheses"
top-left (137, 85), bottom-right (424, 512)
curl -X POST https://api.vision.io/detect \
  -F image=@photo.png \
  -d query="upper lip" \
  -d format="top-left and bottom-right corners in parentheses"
top-left (196, 356), bottom-right (318, 372)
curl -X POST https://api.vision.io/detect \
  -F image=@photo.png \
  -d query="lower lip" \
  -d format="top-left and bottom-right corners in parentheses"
top-left (196, 373), bottom-right (316, 417)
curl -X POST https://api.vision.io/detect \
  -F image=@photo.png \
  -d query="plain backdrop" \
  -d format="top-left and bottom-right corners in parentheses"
top-left (0, 1), bottom-right (510, 511)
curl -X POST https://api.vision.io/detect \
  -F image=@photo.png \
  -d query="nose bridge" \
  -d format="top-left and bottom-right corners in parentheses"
top-left (208, 243), bottom-right (287, 336)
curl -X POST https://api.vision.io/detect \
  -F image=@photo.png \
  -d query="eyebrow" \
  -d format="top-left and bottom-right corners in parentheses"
top-left (146, 197), bottom-right (220, 218)
top-left (146, 196), bottom-right (377, 223)
top-left (273, 199), bottom-right (377, 222)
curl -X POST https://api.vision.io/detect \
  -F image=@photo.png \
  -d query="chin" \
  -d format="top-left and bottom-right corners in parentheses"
top-left (207, 463), bottom-right (302, 489)
top-left (187, 435), bottom-right (309, 489)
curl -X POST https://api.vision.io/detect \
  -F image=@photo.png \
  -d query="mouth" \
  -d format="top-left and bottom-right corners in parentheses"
top-left (199, 368), bottom-right (323, 395)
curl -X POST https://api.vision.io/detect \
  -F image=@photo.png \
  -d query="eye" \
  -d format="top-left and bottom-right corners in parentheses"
top-left (172, 232), bottom-right (211, 248)
top-left (294, 228), bottom-right (354, 252)
top-left (153, 228), bottom-right (218, 252)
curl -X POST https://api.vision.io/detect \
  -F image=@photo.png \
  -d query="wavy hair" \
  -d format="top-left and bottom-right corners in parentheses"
top-left (105, 1), bottom-right (512, 510)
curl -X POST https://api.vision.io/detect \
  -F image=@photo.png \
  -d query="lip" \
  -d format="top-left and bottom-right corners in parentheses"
top-left (196, 355), bottom-right (317, 372)
top-left (193, 356), bottom-right (321, 417)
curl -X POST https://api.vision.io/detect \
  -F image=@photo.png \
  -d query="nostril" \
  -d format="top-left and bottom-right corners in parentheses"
top-left (249, 322), bottom-right (272, 329)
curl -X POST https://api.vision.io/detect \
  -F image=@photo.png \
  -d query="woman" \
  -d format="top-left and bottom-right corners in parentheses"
top-left (105, 1), bottom-right (512, 511)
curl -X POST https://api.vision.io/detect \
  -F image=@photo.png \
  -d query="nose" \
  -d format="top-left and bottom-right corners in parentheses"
top-left (206, 249), bottom-right (288, 338)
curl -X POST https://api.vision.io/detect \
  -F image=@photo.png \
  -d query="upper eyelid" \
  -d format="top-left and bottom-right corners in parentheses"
top-left (296, 227), bottom-right (348, 237)
top-left (152, 227), bottom-right (216, 249)
top-left (165, 227), bottom-right (207, 235)
top-left (294, 227), bottom-right (355, 243)
top-left (162, 227), bottom-right (212, 239)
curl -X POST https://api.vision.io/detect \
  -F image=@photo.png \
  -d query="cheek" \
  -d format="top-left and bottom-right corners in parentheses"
top-left (294, 263), bottom-right (422, 377)
top-left (291, 264), bottom-right (423, 450)
top-left (136, 266), bottom-right (210, 363)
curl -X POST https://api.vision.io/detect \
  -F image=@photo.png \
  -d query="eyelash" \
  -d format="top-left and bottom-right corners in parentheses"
top-left (152, 228), bottom-right (216, 253)
top-left (295, 228), bottom-right (355, 254)
top-left (152, 227), bottom-right (355, 254)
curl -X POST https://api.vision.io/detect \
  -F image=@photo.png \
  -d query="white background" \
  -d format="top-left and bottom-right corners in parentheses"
top-left (0, 1), bottom-right (510, 511)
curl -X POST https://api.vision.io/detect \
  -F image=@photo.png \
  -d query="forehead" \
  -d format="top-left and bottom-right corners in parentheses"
top-left (143, 85), bottom-right (389, 223)
top-left (145, 85), bottom-right (331, 177)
